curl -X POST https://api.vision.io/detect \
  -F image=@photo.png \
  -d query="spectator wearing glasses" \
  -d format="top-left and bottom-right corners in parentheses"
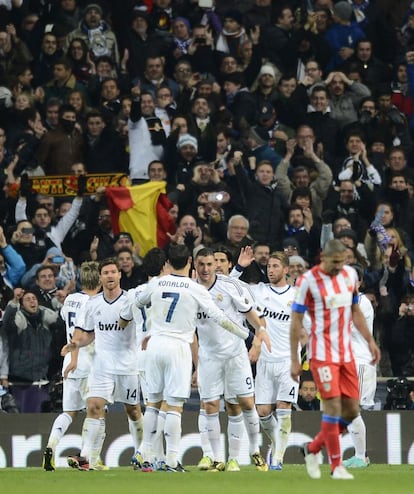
top-left (299, 60), bottom-right (324, 96)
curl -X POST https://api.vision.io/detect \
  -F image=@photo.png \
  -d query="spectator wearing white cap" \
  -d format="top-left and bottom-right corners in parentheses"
top-left (251, 63), bottom-right (280, 110)
top-left (288, 255), bottom-right (307, 285)
top-left (173, 133), bottom-right (201, 185)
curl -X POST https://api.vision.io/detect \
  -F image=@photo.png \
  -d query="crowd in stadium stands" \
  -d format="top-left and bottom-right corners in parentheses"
top-left (1, 0), bottom-right (414, 412)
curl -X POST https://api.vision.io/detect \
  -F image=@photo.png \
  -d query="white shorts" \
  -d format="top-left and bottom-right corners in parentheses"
top-left (87, 370), bottom-right (140, 405)
top-left (198, 351), bottom-right (254, 402)
top-left (62, 377), bottom-right (89, 412)
top-left (145, 335), bottom-right (192, 405)
top-left (255, 359), bottom-right (299, 405)
top-left (356, 362), bottom-right (377, 409)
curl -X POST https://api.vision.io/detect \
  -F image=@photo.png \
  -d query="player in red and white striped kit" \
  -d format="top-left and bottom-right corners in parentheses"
top-left (290, 240), bottom-right (380, 480)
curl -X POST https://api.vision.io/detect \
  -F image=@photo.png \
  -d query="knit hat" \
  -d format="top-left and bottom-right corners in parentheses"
top-left (113, 232), bottom-right (133, 244)
top-left (177, 133), bottom-right (198, 151)
top-left (333, 1), bottom-right (353, 21)
top-left (335, 228), bottom-right (357, 245)
top-left (224, 9), bottom-right (243, 26)
top-left (289, 255), bottom-right (306, 267)
top-left (173, 16), bottom-right (191, 32)
top-left (249, 125), bottom-right (269, 145)
top-left (84, 3), bottom-right (103, 16)
top-left (132, 7), bottom-right (149, 22)
top-left (222, 71), bottom-right (244, 86)
top-left (282, 237), bottom-right (300, 249)
top-left (259, 64), bottom-right (276, 78)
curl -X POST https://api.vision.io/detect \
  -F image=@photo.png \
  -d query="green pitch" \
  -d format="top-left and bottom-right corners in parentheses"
top-left (1, 465), bottom-right (413, 494)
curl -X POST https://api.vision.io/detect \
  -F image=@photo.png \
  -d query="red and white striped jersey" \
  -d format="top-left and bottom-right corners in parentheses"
top-left (292, 264), bottom-right (359, 363)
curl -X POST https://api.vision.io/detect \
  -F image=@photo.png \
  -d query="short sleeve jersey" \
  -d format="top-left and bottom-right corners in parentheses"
top-left (196, 274), bottom-right (252, 359)
top-left (136, 274), bottom-right (232, 344)
top-left (60, 291), bottom-right (94, 378)
top-left (76, 290), bottom-right (138, 374)
top-left (251, 283), bottom-right (298, 361)
top-left (292, 264), bottom-right (358, 363)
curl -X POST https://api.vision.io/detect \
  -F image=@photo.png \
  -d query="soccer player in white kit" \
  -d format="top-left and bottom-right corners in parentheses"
top-left (119, 247), bottom-right (169, 469)
top-left (196, 247), bottom-right (263, 472)
top-left (43, 261), bottom-right (101, 471)
top-left (195, 247), bottom-right (271, 472)
top-left (61, 259), bottom-right (142, 470)
top-left (343, 264), bottom-right (375, 469)
top-left (251, 251), bottom-right (304, 471)
top-left (134, 245), bottom-right (251, 472)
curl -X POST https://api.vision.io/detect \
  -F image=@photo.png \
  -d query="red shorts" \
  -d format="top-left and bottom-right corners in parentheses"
top-left (310, 359), bottom-right (359, 401)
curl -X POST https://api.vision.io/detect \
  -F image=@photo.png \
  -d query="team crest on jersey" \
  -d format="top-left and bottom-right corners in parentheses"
top-left (323, 383), bottom-right (331, 392)
top-left (216, 293), bottom-right (223, 302)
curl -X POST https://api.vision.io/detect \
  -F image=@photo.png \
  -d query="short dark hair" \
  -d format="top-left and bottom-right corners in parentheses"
top-left (54, 57), bottom-right (73, 71)
top-left (142, 248), bottom-right (166, 277)
top-left (291, 186), bottom-right (312, 205)
top-left (213, 245), bottom-right (233, 264)
top-left (36, 265), bottom-right (55, 279)
top-left (99, 258), bottom-right (120, 273)
top-left (195, 247), bottom-right (215, 259)
top-left (167, 245), bottom-right (190, 269)
top-left (59, 103), bottom-right (76, 118)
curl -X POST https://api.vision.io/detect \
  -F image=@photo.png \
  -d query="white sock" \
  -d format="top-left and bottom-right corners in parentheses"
top-left (142, 406), bottom-right (159, 463)
top-left (242, 408), bottom-right (260, 455)
top-left (259, 413), bottom-right (277, 463)
top-left (227, 413), bottom-right (244, 461)
top-left (47, 412), bottom-right (73, 451)
top-left (128, 415), bottom-right (144, 452)
top-left (90, 418), bottom-right (106, 466)
top-left (153, 410), bottom-right (166, 461)
top-left (164, 411), bottom-right (181, 468)
top-left (198, 409), bottom-right (213, 458)
top-left (348, 414), bottom-right (366, 460)
top-left (205, 413), bottom-right (223, 462)
top-left (80, 418), bottom-right (101, 463)
top-left (275, 409), bottom-right (291, 464)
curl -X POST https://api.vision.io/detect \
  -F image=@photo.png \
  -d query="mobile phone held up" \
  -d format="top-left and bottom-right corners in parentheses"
top-left (198, 0), bottom-right (213, 8)
top-left (51, 255), bottom-right (65, 264)
top-left (207, 192), bottom-right (224, 202)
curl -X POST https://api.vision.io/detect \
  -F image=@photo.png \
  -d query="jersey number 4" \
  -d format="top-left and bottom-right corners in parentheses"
top-left (162, 292), bottom-right (180, 322)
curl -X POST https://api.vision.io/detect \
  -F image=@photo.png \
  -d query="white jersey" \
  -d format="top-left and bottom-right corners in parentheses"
top-left (60, 291), bottom-right (94, 378)
top-left (351, 293), bottom-right (374, 365)
top-left (76, 290), bottom-right (138, 375)
top-left (137, 274), bottom-right (241, 344)
top-left (120, 283), bottom-right (150, 347)
top-left (251, 283), bottom-right (298, 361)
top-left (196, 274), bottom-right (251, 360)
top-left (120, 283), bottom-right (150, 372)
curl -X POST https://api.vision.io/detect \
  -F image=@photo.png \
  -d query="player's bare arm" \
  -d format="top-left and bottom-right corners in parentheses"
top-left (118, 317), bottom-right (131, 329)
top-left (245, 309), bottom-right (271, 352)
top-left (63, 347), bottom-right (79, 379)
top-left (61, 328), bottom-right (94, 356)
top-left (290, 311), bottom-right (304, 381)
